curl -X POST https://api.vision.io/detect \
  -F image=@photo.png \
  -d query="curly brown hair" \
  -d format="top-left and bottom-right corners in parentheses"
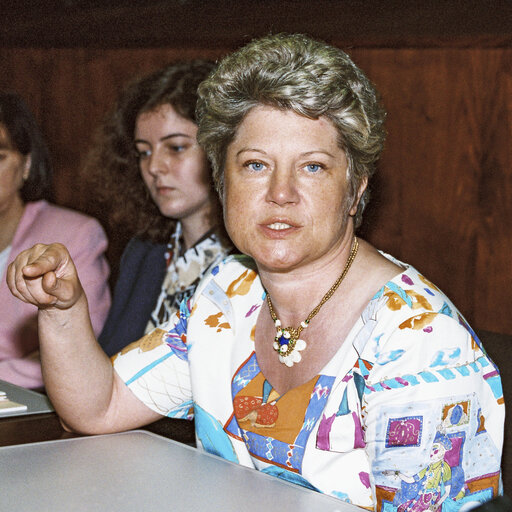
top-left (84, 60), bottom-right (217, 243)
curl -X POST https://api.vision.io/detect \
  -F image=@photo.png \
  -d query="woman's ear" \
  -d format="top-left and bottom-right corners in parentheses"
top-left (349, 176), bottom-right (368, 216)
top-left (22, 154), bottom-right (32, 181)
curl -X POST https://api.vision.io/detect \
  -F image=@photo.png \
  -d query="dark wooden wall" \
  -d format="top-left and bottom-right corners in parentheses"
top-left (1, 1), bottom-right (511, 335)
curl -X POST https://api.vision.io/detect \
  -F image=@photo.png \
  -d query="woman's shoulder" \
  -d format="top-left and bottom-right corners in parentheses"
top-left (355, 251), bottom-right (479, 367)
top-left (375, 251), bottom-right (460, 319)
top-left (121, 236), bottom-right (167, 259)
top-left (193, 253), bottom-right (260, 297)
top-left (353, 243), bottom-right (464, 330)
top-left (14, 201), bottom-right (107, 250)
top-left (24, 200), bottom-right (104, 231)
top-left (115, 236), bottom-right (167, 285)
top-left (210, 253), bottom-right (257, 276)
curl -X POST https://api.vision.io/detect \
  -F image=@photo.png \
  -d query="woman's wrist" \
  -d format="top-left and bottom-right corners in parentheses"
top-left (38, 290), bottom-right (90, 332)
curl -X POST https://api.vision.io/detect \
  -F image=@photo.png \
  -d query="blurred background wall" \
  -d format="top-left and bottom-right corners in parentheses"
top-left (1, 0), bottom-right (511, 335)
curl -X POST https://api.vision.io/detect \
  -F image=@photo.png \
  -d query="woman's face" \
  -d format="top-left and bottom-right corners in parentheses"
top-left (224, 106), bottom-right (365, 272)
top-left (0, 125), bottom-right (30, 215)
top-left (135, 104), bottom-right (213, 224)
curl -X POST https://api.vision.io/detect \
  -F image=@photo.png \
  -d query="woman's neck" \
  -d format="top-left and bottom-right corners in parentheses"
top-left (0, 195), bottom-right (25, 253)
top-left (257, 231), bottom-right (357, 327)
top-left (180, 199), bottom-right (220, 250)
top-left (180, 214), bottom-right (215, 251)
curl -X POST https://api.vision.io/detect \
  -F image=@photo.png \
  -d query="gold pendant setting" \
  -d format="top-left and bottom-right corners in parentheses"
top-left (272, 325), bottom-right (307, 367)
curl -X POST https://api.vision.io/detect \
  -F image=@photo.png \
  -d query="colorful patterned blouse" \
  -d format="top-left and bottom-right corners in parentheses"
top-left (113, 254), bottom-right (504, 511)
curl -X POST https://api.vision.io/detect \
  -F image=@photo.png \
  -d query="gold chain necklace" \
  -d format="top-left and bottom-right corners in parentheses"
top-left (266, 237), bottom-right (359, 367)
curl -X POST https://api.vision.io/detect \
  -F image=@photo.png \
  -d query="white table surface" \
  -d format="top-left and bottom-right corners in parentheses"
top-left (0, 430), bottom-right (362, 512)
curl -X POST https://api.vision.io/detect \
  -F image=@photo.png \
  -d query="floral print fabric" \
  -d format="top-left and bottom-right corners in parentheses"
top-left (145, 223), bottom-right (232, 333)
top-left (113, 254), bottom-right (504, 511)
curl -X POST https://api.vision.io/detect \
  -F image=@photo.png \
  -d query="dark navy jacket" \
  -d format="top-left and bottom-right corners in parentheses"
top-left (98, 237), bottom-right (167, 357)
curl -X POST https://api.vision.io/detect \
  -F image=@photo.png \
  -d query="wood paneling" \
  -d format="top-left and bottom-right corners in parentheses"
top-left (2, 0), bottom-right (512, 48)
top-left (0, 44), bottom-right (510, 334)
top-left (350, 49), bottom-right (512, 334)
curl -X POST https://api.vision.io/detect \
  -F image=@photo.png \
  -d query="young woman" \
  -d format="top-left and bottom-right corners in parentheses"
top-left (84, 61), bottom-right (232, 356)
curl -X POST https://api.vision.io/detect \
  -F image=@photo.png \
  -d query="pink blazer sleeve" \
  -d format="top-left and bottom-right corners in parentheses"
top-left (67, 216), bottom-right (111, 337)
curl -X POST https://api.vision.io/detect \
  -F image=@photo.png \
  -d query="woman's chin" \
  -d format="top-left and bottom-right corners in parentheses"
top-left (250, 249), bottom-right (306, 274)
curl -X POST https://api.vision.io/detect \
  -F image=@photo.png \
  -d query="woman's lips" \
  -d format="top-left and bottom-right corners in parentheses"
top-left (267, 222), bottom-right (292, 230)
top-left (156, 185), bottom-right (175, 195)
top-left (259, 220), bottom-right (300, 238)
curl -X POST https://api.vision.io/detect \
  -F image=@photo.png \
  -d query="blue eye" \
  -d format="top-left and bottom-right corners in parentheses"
top-left (169, 145), bottom-right (186, 153)
top-left (248, 162), bottom-right (264, 171)
top-left (305, 163), bottom-right (322, 173)
top-left (136, 149), bottom-right (151, 160)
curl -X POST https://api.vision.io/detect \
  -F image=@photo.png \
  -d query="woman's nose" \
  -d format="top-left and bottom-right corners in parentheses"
top-left (265, 167), bottom-right (299, 206)
top-left (147, 149), bottom-right (168, 176)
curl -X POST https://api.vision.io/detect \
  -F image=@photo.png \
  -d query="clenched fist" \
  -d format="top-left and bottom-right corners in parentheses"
top-left (7, 243), bottom-right (84, 310)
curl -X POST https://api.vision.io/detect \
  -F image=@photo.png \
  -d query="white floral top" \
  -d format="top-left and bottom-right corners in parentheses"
top-left (145, 223), bottom-right (232, 333)
top-left (113, 254), bottom-right (504, 511)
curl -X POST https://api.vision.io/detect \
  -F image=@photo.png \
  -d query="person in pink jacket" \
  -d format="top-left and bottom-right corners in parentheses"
top-left (0, 92), bottom-right (111, 389)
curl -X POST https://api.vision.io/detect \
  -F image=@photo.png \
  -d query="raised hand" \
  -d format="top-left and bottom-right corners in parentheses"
top-left (6, 243), bottom-right (84, 310)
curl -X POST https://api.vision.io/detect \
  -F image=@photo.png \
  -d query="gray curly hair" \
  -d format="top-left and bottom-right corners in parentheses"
top-left (196, 33), bottom-right (386, 228)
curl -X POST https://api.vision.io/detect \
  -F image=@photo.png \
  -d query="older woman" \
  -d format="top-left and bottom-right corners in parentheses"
top-left (7, 35), bottom-right (504, 511)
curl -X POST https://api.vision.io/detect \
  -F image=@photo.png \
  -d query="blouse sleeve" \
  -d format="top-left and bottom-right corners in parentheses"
top-left (360, 311), bottom-right (504, 509)
top-left (112, 299), bottom-right (193, 420)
